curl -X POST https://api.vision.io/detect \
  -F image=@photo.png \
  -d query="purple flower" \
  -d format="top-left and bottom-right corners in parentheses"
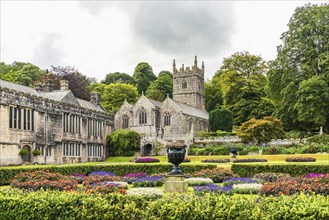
top-left (89, 171), bottom-right (116, 176)
top-left (124, 172), bottom-right (147, 178)
top-left (132, 176), bottom-right (163, 183)
top-left (193, 184), bottom-right (233, 194)
top-left (135, 157), bottom-right (160, 163)
top-left (305, 173), bottom-right (329, 178)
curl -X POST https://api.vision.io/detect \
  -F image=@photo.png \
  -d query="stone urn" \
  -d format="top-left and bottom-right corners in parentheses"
top-left (167, 145), bottom-right (186, 175)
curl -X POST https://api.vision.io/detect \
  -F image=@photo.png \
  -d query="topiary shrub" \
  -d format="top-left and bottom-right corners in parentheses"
top-left (209, 108), bottom-right (233, 132)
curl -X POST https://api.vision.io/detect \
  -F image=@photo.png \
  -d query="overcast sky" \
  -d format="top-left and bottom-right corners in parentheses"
top-left (0, 1), bottom-right (327, 81)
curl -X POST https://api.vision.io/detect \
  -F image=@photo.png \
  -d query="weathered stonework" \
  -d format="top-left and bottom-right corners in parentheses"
top-left (0, 80), bottom-right (113, 165)
top-left (114, 57), bottom-right (209, 155)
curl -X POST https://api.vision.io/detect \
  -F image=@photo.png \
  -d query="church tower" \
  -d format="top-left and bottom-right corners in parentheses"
top-left (172, 56), bottom-right (205, 110)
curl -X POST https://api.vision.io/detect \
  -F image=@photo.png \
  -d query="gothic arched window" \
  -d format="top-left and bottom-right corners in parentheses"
top-left (163, 112), bottom-right (171, 126)
top-left (139, 107), bottom-right (147, 124)
top-left (122, 114), bottom-right (129, 129)
top-left (182, 80), bottom-right (187, 89)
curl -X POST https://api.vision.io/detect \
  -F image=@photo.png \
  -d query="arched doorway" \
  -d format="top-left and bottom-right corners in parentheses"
top-left (142, 143), bottom-right (153, 156)
top-left (21, 145), bottom-right (31, 163)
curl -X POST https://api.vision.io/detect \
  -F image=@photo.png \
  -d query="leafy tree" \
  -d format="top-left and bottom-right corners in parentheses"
top-left (217, 52), bottom-right (270, 124)
top-left (294, 76), bottom-right (329, 129)
top-left (268, 4), bottom-right (329, 132)
top-left (204, 75), bottom-right (223, 112)
top-left (101, 83), bottom-right (138, 112)
top-left (209, 108), bottom-right (233, 132)
top-left (158, 70), bottom-right (173, 79)
top-left (107, 129), bottom-right (141, 156)
top-left (133, 62), bottom-right (157, 94)
top-left (237, 116), bottom-right (285, 144)
top-left (146, 71), bottom-right (173, 101)
top-left (51, 66), bottom-right (91, 100)
top-left (101, 72), bottom-right (135, 85)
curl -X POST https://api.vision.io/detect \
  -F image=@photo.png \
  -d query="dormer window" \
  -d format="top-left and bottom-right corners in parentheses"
top-left (139, 107), bottom-right (147, 124)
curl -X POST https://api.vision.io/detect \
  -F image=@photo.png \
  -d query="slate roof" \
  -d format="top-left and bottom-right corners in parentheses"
top-left (0, 79), bottom-right (106, 113)
top-left (173, 100), bottom-right (209, 120)
top-left (0, 79), bottom-right (38, 95)
top-left (148, 99), bottom-right (161, 107)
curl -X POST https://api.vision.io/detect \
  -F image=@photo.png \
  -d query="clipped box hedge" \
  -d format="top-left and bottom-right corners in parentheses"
top-left (0, 190), bottom-right (328, 220)
top-left (0, 164), bottom-right (216, 186)
top-left (231, 164), bottom-right (329, 177)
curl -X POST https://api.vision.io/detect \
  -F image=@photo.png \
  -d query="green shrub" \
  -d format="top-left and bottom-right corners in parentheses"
top-left (18, 148), bottom-right (29, 157)
top-left (0, 164), bottom-right (216, 186)
top-left (0, 190), bottom-right (328, 219)
top-left (232, 164), bottom-right (329, 177)
top-left (209, 108), bottom-right (233, 132)
top-left (212, 146), bottom-right (230, 155)
top-left (307, 134), bottom-right (329, 145)
top-left (193, 167), bottom-right (238, 183)
top-left (107, 129), bottom-right (141, 156)
top-left (253, 173), bottom-right (291, 182)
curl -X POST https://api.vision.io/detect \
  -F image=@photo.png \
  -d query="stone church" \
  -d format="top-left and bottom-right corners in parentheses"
top-left (114, 57), bottom-right (209, 155)
top-left (0, 79), bottom-right (113, 165)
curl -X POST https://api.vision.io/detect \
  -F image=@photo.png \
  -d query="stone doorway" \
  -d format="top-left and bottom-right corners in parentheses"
top-left (142, 143), bottom-right (153, 156)
top-left (21, 145), bottom-right (31, 163)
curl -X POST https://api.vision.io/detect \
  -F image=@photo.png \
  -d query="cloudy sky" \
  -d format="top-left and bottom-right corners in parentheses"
top-left (0, 1), bottom-right (327, 80)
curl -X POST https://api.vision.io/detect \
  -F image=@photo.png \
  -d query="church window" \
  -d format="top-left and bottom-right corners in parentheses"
top-left (139, 107), bottom-right (147, 124)
top-left (182, 80), bottom-right (187, 89)
top-left (164, 112), bottom-right (171, 126)
top-left (122, 114), bottom-right (129, 128)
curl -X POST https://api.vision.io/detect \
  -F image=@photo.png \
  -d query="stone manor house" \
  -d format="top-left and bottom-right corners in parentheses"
top-left (114, 57), bottom-right (209, 155)
top-left (0, 79), bottom-right (113, 165)
top-left (0, 57), bottom-right (208, 165)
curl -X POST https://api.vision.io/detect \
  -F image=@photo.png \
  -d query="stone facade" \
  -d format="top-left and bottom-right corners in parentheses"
top-left (0, 80), bottom-right (113, 165)
top-left (114, 57), bottom-right (209, 155)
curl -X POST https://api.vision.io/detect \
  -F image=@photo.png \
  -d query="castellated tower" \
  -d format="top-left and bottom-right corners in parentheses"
top-left (172, 56), bottom-right (205, 110)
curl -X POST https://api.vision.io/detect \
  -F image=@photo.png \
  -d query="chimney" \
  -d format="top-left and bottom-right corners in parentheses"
top-left (60, 80), bottom-right (69, 91)
top-left (43, 81), bottom-right (53, 93)
top-left (35, 85), bottom-right (44, 93)
top-left (91, 92), bottom-right (101, 106)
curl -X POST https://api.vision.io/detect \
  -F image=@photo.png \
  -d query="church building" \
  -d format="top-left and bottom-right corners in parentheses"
top-left (114, 57), bottom-right (209, 155)
top-left (0, 79), bottom-right (113, 165)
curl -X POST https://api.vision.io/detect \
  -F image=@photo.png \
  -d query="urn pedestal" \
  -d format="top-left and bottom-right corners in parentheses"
top-left (164, 175), bottom-right (188, 193)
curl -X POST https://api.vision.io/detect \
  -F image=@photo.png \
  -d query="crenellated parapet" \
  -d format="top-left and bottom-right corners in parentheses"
top-left (173, 56), bottom-right (204, 79)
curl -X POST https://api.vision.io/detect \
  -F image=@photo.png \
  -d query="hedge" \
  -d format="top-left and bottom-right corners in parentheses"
top-left (0, 190), bottom-right (328, 220)
top-left (231, 164), bottom-right (329, 177)
top-left (0, 164), bottom-right (216, 186)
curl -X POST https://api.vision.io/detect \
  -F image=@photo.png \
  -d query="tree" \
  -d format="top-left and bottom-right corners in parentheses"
top-left (268, 4), bottom-right (329, 132)
top-left (51, 66), bottom-right (91, 100)
top-left (146, 71), bottom-right (173, 101)
top-left (101, 72), bottom-right (135, 85)
top-left (237, 116), bottom-right (285, 144)
top-left (294, 76), bottom-right (329, 129)
top-left (133, 62), bottom-right (157, 94)
top-left (217, 52), bottom-right (271, 125)
top-left (204, 74), bottom-right (223, 112)
top-left (101, 83), bottom-right (138, 112)
top-left (107, 129), bottom-right (141, 156)
top-left (209, 108), bottom-right (233, 132)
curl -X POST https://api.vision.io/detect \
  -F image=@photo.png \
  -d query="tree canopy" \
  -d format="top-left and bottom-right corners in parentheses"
top-left (101, 72), bottom-right (135, 85)
top-left (268, 4), bottom-right (329, 132)
top-left (146, 71), bottom-right (173, 101)
top-left (133, 62), bottom-right (157, 94)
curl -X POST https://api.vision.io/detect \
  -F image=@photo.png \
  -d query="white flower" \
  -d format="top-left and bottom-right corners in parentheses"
top-left (127, 187), bottom-right (163, 198)
top-left (185, 178), bottom-right (214, 186)
top-left (233, 183), bottom-right (262, 190)
top-left (106, 181), bottom-right (129, 188)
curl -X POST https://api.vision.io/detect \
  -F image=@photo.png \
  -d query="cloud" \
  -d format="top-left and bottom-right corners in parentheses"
top-left (32, 33), bottom-right (63, 69)
top-left (132, 2), bottom-right (235, 57)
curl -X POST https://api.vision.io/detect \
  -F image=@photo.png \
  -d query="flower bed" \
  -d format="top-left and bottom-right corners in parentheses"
top-left (201, 159), bottom-right (230, 163)
top-left (127, 187), bottom-right (163, 199)
top-left (84, 182), bottom-right (127, 195)
top-left (222, 177), bottom-right (263, 186)
top-left (10, 170), bottom-right (78, 191)
top-left (68, 173), bottom-right (85, 184)
top-left (193, 184), bottom-right (233, 195)
top-left (233, 158), bottom-right (268, 163)
top-left (304, 173), bottom-right (329, 178)
top-left (132, 176), bottom-right (164, 187)
top-left (185, 178), bottom-right (213, 186)
top-left (253, 172), bottom-right (291, 182)
top-left (193, 167), bottom-right (237, 183)
top-left (285, 157), bottom-right (316, 162)
top-left (89, 171), bottom-right (116, 176)
top-left (135, 157), bottom-right (160, 163)
top-left (260, 176), bottom-right (329, 196)
top-left (233, 183), bottom-right (262, 194)
top-left (82, 175), bottom-right (122, 186)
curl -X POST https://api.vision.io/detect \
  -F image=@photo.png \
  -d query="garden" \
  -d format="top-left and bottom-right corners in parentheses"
top-left (0, 158), bottom-right (328, 219)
